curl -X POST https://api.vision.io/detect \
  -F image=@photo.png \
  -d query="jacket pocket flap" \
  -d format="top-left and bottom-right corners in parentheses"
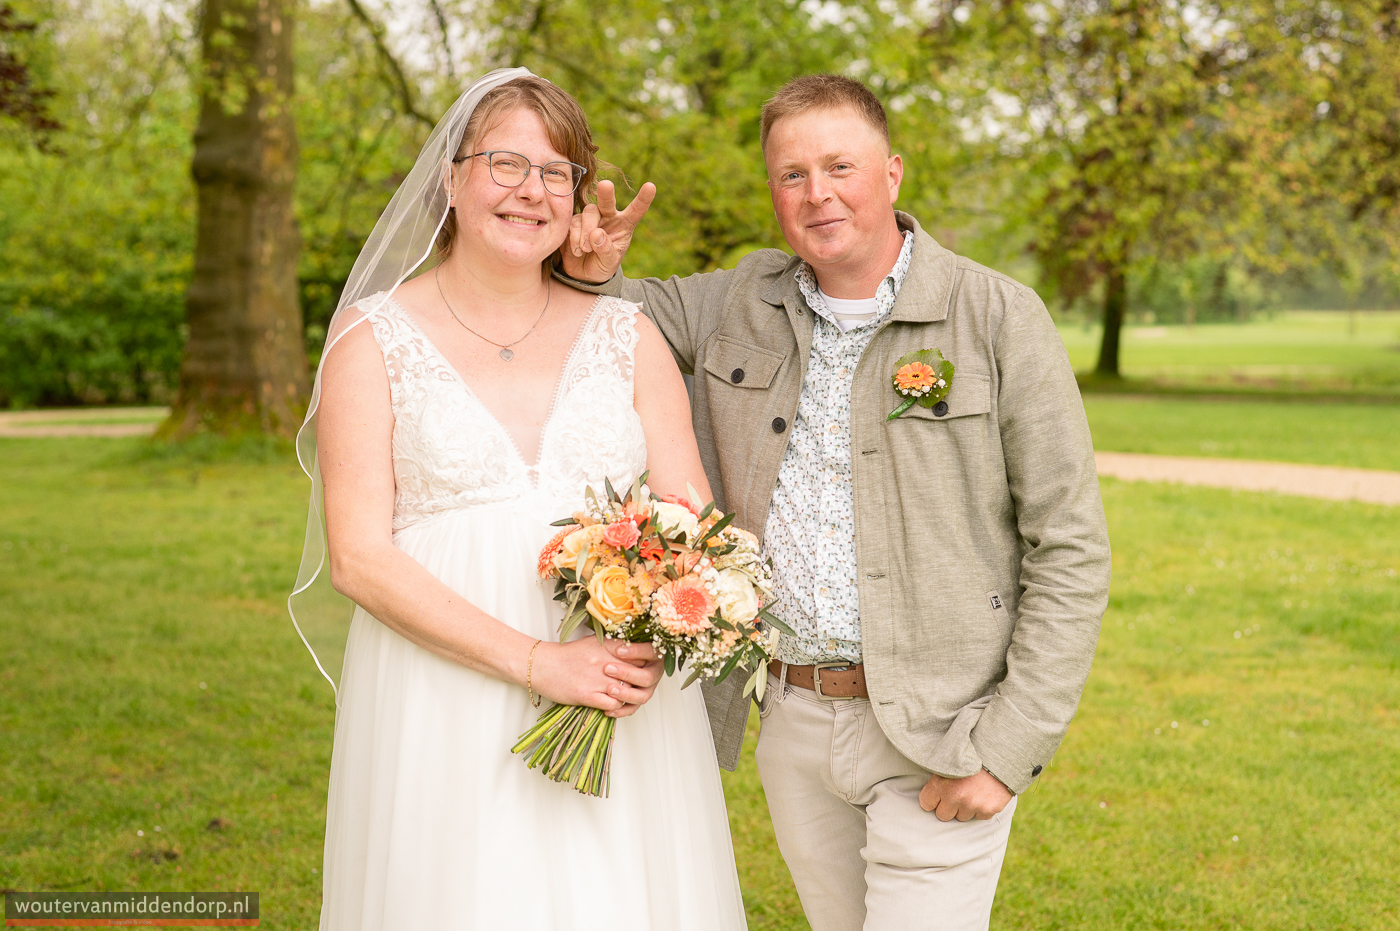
top-left (901, 370), bottom-right (991, 421)
top-left (702, 336), bottom-right (787, 389)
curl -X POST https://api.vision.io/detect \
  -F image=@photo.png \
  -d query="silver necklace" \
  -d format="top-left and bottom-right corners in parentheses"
top-left (435, 266), bottom-right (551, 361)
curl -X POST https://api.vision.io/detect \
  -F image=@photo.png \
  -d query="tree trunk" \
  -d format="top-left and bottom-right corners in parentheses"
top-left (162, 0), bottom-right (307, 439)
top-left (1095, 260), bottom-right (1127, 377)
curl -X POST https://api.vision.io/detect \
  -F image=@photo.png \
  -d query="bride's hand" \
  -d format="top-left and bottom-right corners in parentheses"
top-left (530, 638), bottom-right (663, 718)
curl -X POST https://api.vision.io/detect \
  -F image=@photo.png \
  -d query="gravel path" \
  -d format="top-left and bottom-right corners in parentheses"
top-left (1096, 451), bottom-right (1400, 506)
top-left (0, 408), bottom-right (165, 438)
top-left (3, 409), bottom-right (1395, 506)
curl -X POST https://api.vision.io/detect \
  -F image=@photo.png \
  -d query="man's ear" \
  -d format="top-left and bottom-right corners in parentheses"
top-left (887, 153), bottom-right (904, 204)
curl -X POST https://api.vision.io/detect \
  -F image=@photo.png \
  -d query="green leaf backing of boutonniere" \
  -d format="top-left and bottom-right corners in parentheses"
top-left (886, 348), bottom-right (954, 422)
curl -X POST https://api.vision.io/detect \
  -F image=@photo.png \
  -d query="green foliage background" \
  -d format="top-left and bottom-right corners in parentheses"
top-left (2, 0), bottom-right (1397, 407)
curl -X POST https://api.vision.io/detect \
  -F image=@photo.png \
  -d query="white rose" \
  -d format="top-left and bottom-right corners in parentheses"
top-left (652, 501), bottom-right (701, 541)
top-left (712, 568), bottom-right (760, 625)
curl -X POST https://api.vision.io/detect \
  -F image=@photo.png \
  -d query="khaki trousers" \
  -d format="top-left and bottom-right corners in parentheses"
top-left (755, 672), bottom-right (1016, 931)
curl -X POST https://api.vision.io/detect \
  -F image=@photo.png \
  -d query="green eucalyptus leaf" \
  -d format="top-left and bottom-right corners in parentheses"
top-left (759, 607), bottom-right (797, 636)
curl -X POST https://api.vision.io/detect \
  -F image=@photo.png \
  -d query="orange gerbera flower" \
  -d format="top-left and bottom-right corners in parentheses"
top-left (894, 362), bottom-right (937, 393)
top-left (651, 576), bottom-right (716, 636)
top-left (538, 526), bottom-right (574, 578)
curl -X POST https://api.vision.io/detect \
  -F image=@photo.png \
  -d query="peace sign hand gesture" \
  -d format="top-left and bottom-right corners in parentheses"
top-left (562, 180), bottom-right (656, 284)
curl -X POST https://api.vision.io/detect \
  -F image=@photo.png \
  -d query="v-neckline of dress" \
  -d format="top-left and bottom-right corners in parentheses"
top-left (383, 293), bottom-right (606, 474)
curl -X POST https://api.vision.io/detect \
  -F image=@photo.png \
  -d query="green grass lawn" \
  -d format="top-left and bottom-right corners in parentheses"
top-left (1, 438), bottom-right (1397, 929)
top-left (1060, 310), bottom-right (1400, 395)
top-left (1084, 396), bottom-right (1400, 472)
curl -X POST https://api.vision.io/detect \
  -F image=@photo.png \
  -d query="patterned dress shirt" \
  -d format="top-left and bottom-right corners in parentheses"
top-left (765, 231), bottom-right (915, 664)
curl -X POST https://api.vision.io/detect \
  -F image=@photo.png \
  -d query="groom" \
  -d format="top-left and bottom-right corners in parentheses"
top-left (558, 75), bottom-right (1110, 930)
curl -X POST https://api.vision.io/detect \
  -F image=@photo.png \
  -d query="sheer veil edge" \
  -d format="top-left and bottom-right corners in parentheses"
top-left (287, 68), bottom-right (536, 700)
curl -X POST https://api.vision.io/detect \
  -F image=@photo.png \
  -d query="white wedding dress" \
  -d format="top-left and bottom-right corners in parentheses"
top-left (318, 294), bottom-right (747, 930)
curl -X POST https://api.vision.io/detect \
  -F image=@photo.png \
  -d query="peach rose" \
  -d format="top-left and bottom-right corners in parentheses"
top-left (586, 565), bottom-right (642, 626)
top-left (660, 493), bottom-right (700, 516)
top-left (602, 520), bottom-right (641, 550)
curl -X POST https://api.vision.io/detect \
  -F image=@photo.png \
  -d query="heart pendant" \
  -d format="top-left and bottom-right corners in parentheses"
top-left (499, 348), bottom-right (514, 361)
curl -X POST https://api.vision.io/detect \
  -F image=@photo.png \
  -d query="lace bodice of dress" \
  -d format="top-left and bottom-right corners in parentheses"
top-left (358, 293), bottom-right (648, 531)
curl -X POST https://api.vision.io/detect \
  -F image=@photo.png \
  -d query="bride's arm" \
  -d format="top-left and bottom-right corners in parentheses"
top-left (632, 314), bottom-right (714, 505)
top-left (317, 318), bottom-right (658, 715)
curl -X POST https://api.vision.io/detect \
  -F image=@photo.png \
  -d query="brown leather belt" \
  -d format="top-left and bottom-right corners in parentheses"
top-left (769, 659), bottom-right (869, 700)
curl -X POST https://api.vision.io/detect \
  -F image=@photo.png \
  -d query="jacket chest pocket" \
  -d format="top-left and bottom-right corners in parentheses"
top-left (897, 371), bottom-right (991, 421)
top-left (702, 336), bottom-right (787, 390)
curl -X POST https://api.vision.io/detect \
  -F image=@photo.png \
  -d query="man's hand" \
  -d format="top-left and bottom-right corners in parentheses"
top-left (561, 180), bottom-right (656, 284)
top-left (919, 769), bottom-right (1013, 822)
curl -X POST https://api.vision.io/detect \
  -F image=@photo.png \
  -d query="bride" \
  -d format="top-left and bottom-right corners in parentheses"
top-left (293, 70), bottom-right (747, 929)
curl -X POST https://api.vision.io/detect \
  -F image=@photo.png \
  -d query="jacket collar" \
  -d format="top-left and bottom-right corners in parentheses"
top-left (759, 211), bottom-right (954, 323)
top-left (889, 211), bottom-right (954, 323)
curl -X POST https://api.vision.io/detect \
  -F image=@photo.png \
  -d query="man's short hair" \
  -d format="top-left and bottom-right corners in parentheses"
top-left (760, 74), bottom-right (889, 151)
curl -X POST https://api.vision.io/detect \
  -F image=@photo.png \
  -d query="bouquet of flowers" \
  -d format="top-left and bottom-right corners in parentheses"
top-left (513, 474), bottom-right (791, 797)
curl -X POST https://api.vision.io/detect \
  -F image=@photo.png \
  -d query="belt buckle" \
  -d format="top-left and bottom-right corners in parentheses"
top-left (812, 662), bottom-right (852, 701)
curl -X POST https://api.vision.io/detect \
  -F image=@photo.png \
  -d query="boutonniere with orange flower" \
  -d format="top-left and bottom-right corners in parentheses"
top-left (887, 348), bottom-right (954, 421)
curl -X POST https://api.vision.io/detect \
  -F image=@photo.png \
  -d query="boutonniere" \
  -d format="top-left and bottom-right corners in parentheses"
top-left (886, 349), bottom-right (954, 422)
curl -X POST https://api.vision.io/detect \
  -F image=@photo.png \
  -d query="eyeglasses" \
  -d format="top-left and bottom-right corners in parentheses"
top-left (453, 150), bottom-right (587, 197)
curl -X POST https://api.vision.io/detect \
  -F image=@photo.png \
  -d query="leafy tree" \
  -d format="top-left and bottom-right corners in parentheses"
top-left (0, 0), bottom-right (195, 409)
top-left (1262, 0), bottom-right (1400, 286)
top-left (0, 0), bottom-right (427, 410)
top-left (469, 0), bottom-right (923, 276)
top-left (293, 1), bottom-right (430, 364)
top-left (924, 0), bottom-right (1306, 376)
top-left (0, 1), bottom-right (58, 142)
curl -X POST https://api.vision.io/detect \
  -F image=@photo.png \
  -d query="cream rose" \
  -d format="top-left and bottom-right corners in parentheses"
top-left (554, 526), bottom-right (603, 580)
top-left (652, 501), bottom-right (701, 542)
top-left (712, 568), bottom-right (760, 624)
top-left (585, 565), bottom-right (641, 626)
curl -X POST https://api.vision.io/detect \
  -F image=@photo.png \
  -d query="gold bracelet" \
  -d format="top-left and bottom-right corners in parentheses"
top-left (526, 639), bottom-right (543, 708)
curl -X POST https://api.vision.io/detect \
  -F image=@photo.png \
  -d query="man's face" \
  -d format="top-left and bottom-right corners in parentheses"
top-left (764, 106), bottom-right (903, 286)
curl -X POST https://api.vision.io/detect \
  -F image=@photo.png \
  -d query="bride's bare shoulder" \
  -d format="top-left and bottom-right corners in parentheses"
top-left (382, 273), bottom-right (439, 318)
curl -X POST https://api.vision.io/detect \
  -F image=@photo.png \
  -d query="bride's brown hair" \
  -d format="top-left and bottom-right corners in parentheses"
top-left (436, 76), bottom-right (600, 258)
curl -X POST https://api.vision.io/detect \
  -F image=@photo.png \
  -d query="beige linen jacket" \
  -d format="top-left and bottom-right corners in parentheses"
top-left (559, 212), bottom-right (1110, 793)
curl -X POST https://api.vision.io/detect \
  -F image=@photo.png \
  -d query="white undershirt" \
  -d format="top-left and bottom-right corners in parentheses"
top-left (817, 288), bottom-right (880, 333)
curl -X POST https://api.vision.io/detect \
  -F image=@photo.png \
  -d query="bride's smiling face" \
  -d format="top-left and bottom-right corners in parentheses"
top-left (450, 107), bottom-right (576, 270)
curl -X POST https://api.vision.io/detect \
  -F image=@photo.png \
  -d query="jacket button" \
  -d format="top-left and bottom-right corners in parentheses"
top-left (1032, 764), bottom-right (1043, 777)
top-left (933, 400), bottom-right (949, 417)
top-left (772, 417), bottom-right (787, 433)
top-left (731, 368), bottom-right (745, 384)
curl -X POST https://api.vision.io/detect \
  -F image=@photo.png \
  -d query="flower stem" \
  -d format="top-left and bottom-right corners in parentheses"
top-left (513, 702), bottom-right (617, 798)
